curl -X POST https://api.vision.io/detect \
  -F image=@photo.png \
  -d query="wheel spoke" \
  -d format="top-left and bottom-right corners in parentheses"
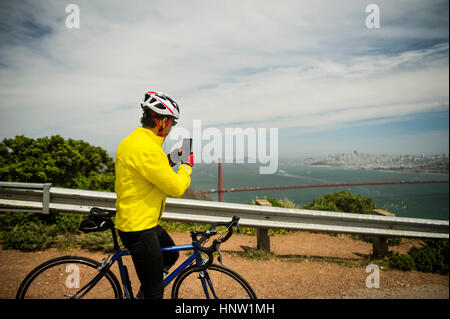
top-left (172, 265), bottom-right (256, 299)
top-left (16, 256), bottom-right (122, 299)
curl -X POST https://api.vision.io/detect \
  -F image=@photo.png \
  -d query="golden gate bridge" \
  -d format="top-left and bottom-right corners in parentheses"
top-left (194, 160), bottom-right (449, 202)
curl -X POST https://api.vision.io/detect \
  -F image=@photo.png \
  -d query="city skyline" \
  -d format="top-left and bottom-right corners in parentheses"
top-left (284, 150), bottom-right (448, 171)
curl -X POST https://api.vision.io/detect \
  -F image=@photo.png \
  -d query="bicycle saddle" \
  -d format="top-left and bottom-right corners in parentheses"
top-left (79, 208), bottom-right (116, 233)
top-left (90, 207), bottom-right (117, 218)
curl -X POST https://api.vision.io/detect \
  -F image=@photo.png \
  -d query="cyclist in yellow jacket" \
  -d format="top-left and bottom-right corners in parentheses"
top-left (115, 91), bottom-right (193, 299)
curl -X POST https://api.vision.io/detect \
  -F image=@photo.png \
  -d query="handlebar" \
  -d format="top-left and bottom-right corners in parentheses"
top-left (189, 216), bottom-right (240, 270)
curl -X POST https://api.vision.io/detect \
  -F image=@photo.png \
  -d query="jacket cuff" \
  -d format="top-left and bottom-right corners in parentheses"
top-left (180, 164), bottom-right (192, 175)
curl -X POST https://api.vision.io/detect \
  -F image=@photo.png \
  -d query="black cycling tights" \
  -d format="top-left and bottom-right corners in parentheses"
top-left (118, 225), bottom-right (179, 299)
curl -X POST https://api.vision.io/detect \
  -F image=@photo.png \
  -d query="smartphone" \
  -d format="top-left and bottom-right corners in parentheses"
top-left (170, 138), bottom-right (192, 165)
top-left (180, 138), bottom-right (192, 163)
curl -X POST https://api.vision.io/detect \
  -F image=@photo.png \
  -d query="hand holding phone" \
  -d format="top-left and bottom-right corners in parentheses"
top-left (168, 138), bottom-right (193, 167)
top-left (183, 152), bottom-right (194, 167)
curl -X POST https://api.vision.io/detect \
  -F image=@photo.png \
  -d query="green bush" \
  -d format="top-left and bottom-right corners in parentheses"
top-left (264, 197), bottom-right (298, 209)
top-left (250, 196), bottom-right (298, 209)
top-left (0, 212), bottom-right (83, 233)
top-left (51, 213), bottom-right (84, 234)
top-left (408, 240), bottom-right (449, 274)
top-left (387, 251), bottom-right (415, 271)
top-left (0, 212), bottom-right (84, 251)
top-left (388, 239), bottom-right (449, 275)
top-left (1, 223), bottom-right (56, 251)
top-left (301, 190), bottom-right (376, 214)
top-left (301, 191), bottom-right (404, 245)
top-left (79, 232), bottom-right (118, 252)
top-left (0, 212), bottom-right (41, 232)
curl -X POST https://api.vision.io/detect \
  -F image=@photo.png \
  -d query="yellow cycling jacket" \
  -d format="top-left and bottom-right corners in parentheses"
top-left (114, 127), bottom-right (192, 232)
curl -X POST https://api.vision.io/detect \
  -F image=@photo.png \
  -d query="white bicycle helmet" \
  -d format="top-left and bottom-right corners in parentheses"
top-left (141, 91), bottom-right (180, 120)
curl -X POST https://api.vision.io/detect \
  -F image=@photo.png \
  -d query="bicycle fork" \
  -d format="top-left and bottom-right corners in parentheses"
top-left (198, 270), bottom-right (218, 299)
top-left (193, 246), bottom-right (218, 299)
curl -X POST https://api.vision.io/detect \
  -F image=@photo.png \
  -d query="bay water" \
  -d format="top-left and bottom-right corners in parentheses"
top-left (189, 163), bottom-right (449, 220)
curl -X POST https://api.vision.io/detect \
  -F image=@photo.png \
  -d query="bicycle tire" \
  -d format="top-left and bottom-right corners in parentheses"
top-left (16, 256), bottom-right (123, 299)
top-left (171, 264), bottom-right (257, 299)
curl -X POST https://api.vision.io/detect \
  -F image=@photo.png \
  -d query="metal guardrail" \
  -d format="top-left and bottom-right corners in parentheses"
top-left (0, 182), bottom-right (448, 257)
top-left (0, 182), bottom-right (52, 214)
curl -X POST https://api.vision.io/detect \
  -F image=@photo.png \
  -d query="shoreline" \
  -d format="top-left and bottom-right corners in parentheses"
top-left (289, 164), bottom-right (449, 176)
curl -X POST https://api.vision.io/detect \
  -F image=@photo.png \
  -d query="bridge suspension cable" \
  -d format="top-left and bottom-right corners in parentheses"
top-left (204, 180), bottom-right (449, 194)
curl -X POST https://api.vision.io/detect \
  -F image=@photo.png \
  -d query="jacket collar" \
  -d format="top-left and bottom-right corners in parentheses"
top-left (136, 127), bottom-right (165, 147)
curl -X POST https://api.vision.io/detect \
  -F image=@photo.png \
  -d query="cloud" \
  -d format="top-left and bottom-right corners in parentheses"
top-left (181, 43), bottom-right (448, 130)
top-left (0, 0), bottom-right (448, 157)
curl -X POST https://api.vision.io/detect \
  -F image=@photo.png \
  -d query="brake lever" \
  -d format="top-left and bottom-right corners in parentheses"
top-left (236, 223), bottom-right (242, 236)
top-left (216, 243), bottom-right (226, 266)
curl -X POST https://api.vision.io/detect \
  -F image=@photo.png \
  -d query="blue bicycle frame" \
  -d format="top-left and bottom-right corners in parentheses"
top-left (108, 242), bottom-right (212, 299)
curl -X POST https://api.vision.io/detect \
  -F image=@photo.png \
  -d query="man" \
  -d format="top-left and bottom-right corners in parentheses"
top-left (114, 91), bottom-right (193, 299)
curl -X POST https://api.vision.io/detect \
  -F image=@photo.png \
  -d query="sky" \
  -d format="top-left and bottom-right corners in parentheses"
top-left (0, 0), bottom-right (448, 161)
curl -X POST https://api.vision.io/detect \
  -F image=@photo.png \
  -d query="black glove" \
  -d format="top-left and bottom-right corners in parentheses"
top-left (167, 153), bottom-right (175, 167)
top-left (167, 148), bottom-right (183, 167)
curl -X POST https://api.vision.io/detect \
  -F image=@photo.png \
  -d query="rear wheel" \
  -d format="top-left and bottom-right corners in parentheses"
top-left (16, 256), bottom-right (122, 299)
top-left (172, 264), bottom-right (257, 299)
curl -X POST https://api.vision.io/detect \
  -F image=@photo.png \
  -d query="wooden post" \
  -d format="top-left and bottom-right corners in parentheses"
top-left (255, 199), bottom-right (271, 252)
top-left (372, 236), bottom-right (388, 258)
top-left (257, 228), bottom-right (270, 252)
top-left (370, 209), bottom-right (394, 259)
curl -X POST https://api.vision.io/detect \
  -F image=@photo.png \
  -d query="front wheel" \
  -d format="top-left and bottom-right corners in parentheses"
top-left (16, 256), bottom-right (122, 299)
top-left (171, 264), bottom-right (257, 299)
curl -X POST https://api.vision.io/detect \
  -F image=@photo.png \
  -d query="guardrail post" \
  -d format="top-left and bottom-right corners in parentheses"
top-left (372, 236), bottom-right (388, 258)
top-left (370, 209), bottom-right (393, 258)
top-left (255, 199), bottom-right (271, 252)
top-left (257, 228), bottom-right (270, 252)
top-left (42, 183), bottom-right (52, 215)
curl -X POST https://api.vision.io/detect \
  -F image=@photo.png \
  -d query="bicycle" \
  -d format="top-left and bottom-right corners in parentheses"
top-left (16, 207), bottom-right (257, 299)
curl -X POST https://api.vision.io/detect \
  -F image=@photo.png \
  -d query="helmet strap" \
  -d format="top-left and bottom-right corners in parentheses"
top-left (153, 117), bottom-right (172, 138)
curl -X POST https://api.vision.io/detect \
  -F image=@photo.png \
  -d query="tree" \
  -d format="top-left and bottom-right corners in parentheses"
top-left (0, 135), bottom-right (115, 191)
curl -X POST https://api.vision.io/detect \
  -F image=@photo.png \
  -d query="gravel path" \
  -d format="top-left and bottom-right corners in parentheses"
top-left (323, 285), bottom-right (448, 299)
top-left (1, 231), bottom-right (448, 299)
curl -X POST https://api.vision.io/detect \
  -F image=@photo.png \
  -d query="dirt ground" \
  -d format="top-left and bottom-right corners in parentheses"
top-left (0, 231), bottom-right (448, 299)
